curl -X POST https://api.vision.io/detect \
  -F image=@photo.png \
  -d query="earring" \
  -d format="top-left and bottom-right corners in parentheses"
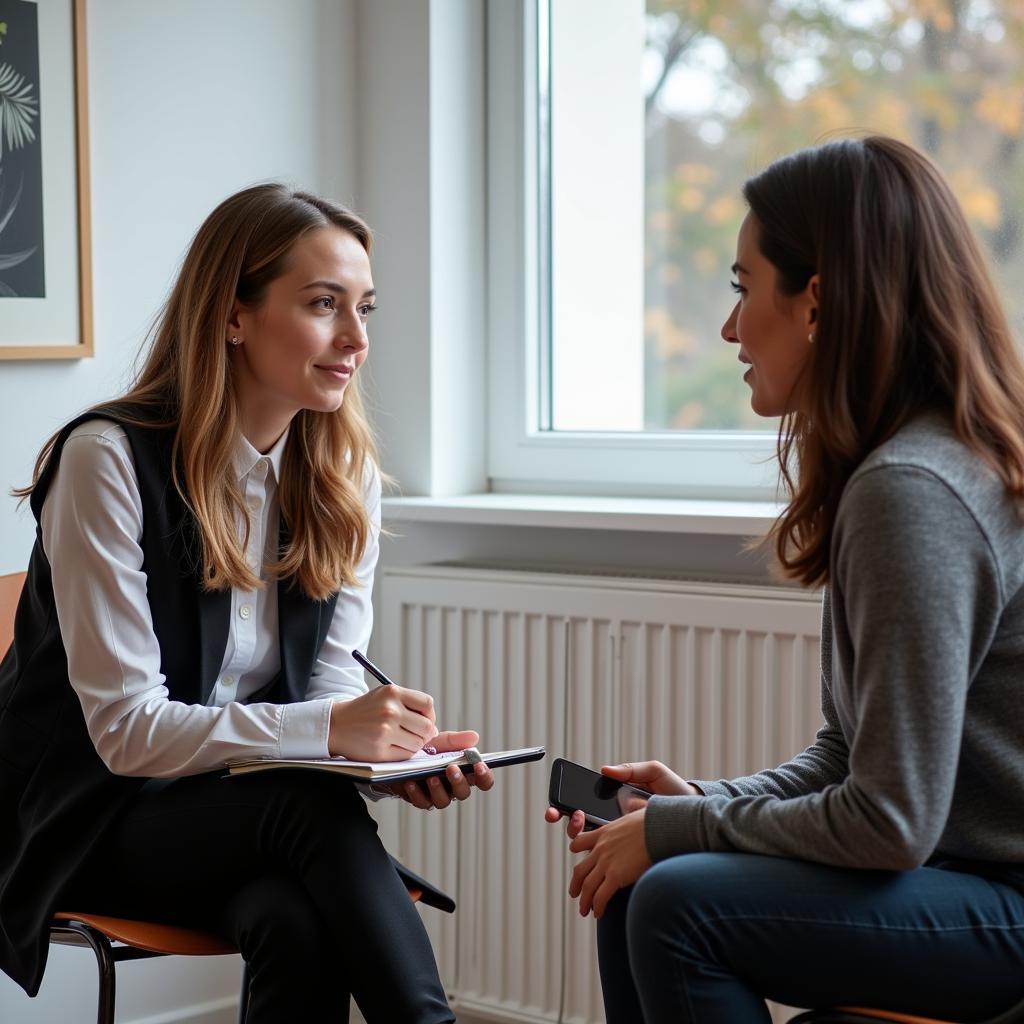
top-left (808, 332), bottom-right (815, 344)
top-left (229, 336), bottom-right (241, 346)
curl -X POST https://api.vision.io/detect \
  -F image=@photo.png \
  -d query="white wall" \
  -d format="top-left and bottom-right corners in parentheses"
top-left (354, 0), bottom-right (488, 498)
top-left (0, 0), bottom-right (359, 573)
top-left (0, 1), bottom-right (358, 1021)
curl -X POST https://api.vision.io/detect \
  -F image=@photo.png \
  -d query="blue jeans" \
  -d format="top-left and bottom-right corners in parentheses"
top-left (597, 853), bottom-right (1024, 1024)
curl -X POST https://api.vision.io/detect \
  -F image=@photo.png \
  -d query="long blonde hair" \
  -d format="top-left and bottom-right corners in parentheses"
top-left (20, 184), bottom-right (381, 601)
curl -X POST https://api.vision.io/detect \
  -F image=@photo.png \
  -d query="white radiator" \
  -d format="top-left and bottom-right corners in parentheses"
top-left (370, 564), bottom-right (823, 1024)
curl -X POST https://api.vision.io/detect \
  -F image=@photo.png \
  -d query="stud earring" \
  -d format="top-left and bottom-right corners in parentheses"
top-left (229, 336), bottom-right (241, 346)
top-left (808, 332), bottom-right (815, 344)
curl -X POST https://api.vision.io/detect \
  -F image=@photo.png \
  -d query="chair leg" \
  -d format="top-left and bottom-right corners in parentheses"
top-left (238, 960), bottom-right (251, 1024)
top-left (77, 925), bottom-right (117, 1024)
top-left (94, 940), bottom-right (117, 1024)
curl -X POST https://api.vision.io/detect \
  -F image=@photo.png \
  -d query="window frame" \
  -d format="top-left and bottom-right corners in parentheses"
top-left (485, 0), bottom-right (781, 501)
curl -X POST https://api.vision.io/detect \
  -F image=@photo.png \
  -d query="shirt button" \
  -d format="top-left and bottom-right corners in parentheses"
top-left (239, 605), bottom-right (252, 620)
top-left (222, 675), bottom-right (235, 687)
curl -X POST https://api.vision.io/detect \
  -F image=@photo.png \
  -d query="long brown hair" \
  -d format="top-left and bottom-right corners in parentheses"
top-left (19, 184), bottom-right (380, 600)
top-left (746, 135), bottom-right (1024, 586)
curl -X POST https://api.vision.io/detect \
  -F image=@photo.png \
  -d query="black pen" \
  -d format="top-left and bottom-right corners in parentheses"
top-left (352, 649), bottom-right (437, 755)
top-left (352, 648), bottom-right (399, 687)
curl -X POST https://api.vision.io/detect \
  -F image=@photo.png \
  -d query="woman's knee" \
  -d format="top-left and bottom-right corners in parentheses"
top-left (629, 856), bottom-right (709, 926)
top-left (626, 854), bottom-right (753, 960)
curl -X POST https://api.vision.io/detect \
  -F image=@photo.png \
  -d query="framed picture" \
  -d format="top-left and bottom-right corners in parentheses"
top-left (0, 0), bottom-right (91, 359)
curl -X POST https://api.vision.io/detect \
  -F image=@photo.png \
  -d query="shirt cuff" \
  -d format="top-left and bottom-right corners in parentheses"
top-left (279, 699), bottom-right (333, 759)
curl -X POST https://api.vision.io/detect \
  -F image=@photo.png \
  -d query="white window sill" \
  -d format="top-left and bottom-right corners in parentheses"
top-left (381, 494), bottom-right (781, 536)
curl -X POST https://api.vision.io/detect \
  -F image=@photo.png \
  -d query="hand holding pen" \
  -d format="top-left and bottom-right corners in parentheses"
top-left (326, 650), bottom-right (438, 761)
top-left (352, 649), bottom-right (495, 809)
top-left (352, 649), bottom-right (437, 755)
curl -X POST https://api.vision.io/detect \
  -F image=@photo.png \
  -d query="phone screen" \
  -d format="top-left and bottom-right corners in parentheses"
top-left (551, 759), bottom-right (649, 823)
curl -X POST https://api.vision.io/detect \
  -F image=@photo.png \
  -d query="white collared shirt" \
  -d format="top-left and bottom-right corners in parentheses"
top-left (39, 418), bottom-right (379, 778)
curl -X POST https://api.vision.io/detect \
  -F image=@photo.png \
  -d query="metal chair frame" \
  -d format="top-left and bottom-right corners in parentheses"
top-left (49, 915), bottom-right (251, 1024)
top-left (46, 884), bottom-right (430, 1023)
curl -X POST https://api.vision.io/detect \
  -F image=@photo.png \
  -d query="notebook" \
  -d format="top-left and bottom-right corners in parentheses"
top-left (226, 745), bottom-right (545, 783)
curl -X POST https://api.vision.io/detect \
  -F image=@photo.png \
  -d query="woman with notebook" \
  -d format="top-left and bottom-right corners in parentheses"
top-left (548, 136), bottom-right (1024, 1021)
top-left (0, 185), bottom-right (490, 1022)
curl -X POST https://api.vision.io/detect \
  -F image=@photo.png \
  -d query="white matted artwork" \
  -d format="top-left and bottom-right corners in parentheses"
top-left (0, 0), bottom-right (91, 359)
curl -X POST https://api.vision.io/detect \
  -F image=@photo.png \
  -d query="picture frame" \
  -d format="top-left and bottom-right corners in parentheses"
top-left (0, 0), bottom-right (91, 360)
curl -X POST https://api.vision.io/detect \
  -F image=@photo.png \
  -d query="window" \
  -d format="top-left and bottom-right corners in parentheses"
top-left (488, 1), bottom-right (1024, 496)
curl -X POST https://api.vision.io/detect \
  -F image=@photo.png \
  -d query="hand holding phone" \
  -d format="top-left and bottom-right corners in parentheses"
top-left (599, 760), bottom-right (699, 797)
top-left (548, 758), bottom-right (651, 829)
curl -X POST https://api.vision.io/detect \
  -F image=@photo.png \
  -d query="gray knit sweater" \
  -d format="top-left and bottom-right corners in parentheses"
top-left (645, 412), bottom-right (1024, 875)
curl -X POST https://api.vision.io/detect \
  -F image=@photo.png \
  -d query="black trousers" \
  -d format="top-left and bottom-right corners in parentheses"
top-left (65, 770), bottom-right (454, 1023)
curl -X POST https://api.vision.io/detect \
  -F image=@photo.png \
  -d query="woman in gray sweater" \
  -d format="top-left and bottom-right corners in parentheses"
top-left (548, 136), bottom-right (1024, 1022)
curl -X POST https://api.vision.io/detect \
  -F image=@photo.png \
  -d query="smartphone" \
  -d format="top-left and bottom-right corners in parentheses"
top-left (548, 757), bottom-right (650, 829)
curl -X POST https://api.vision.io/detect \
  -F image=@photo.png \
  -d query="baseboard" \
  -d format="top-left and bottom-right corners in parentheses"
top-left (449, 996), bottom-right (559, 1024)
top-left (126, 996), bottom-right (239, 1024)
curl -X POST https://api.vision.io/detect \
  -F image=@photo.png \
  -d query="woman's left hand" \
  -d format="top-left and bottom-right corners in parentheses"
top-left (568, 806), bottom-right (652, 919)
top-left (389, 729), bottom-right (495, 809)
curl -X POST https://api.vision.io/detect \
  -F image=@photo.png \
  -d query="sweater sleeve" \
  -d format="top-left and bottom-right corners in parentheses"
top-left (644, 465), bottom-right (1002, 868)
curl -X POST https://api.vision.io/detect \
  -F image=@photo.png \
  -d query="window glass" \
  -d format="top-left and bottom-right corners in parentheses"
top-left (546, 0), bottom-right (1024, 432)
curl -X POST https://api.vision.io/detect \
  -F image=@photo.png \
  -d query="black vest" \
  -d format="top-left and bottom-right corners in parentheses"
top-left (0, 409), bottom-right (336, 994)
